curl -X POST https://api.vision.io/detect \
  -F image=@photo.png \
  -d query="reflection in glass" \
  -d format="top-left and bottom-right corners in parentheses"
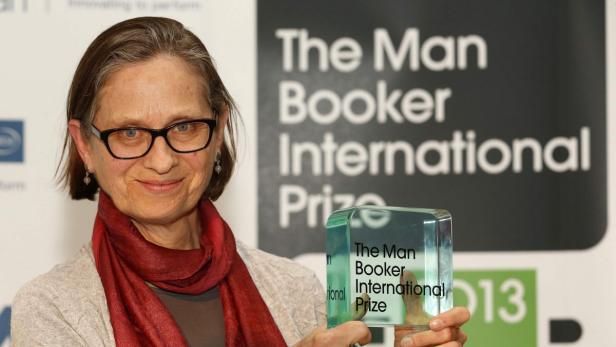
top-left (326, 206), bottom-right (453, 330)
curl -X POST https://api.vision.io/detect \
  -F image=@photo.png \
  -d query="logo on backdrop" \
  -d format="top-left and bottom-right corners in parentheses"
top-left (0, 0), bottom-right (13, 11)
top-left (0, 306), bottom-right (10, 346)
top-left (65, 0), bottom-right (201, 12)
top-left (257, 0), bottom-right (606, 257)
top-left (0, 120), bottom-right (23, 163)
top-left (0, 0), bottom-right (42, 12)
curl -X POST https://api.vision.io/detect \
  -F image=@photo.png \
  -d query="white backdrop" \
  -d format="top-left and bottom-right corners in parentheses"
top-left (0, 1), bottom-right (614, 346)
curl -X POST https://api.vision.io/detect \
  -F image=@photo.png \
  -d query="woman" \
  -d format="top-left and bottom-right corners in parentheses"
top-left (11, 17), bottom-right (469, 346)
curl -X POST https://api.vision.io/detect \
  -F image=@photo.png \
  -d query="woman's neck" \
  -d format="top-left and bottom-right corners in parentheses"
top-left (131, 208), bottom-right (201, 250)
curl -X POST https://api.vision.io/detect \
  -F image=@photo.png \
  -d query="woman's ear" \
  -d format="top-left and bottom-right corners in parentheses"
top-left (214, 106), bottom-right (229, 152)
top-left (67, 119), bottom-right (95, 172)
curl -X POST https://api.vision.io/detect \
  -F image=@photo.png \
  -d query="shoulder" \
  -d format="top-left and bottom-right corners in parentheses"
top-left (237, 241), bottom-right (319, 284)
top-left (11, 244), bottom-right (114, 346)
top-left (14, 244), bottom-right (101, 301)
top-left (236, 241), bottom-right (326, 345)
top-left (236, 241), bottom-right (325, 304)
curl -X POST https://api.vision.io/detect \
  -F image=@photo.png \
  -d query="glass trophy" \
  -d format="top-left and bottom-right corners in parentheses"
top-left (326, 206), bottom-right (453, 330)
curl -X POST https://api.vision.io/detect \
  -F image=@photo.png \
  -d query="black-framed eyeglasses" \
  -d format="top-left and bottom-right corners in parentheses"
top-left (90, 118), bottom-right (217, 160)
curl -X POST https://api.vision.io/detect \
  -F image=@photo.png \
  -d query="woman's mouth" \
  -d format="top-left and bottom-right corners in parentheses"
top-left (137, 178), bottom-right (184, 193)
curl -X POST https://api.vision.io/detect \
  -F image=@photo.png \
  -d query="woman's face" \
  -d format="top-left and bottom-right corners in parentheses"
top-left (70, 54), bottom-right (227, 225)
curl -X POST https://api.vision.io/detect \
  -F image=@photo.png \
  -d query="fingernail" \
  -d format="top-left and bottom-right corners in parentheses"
top-left (400, 336), bottom-right (414, 347)
top-left (430, 319), bottom-right (444, 330)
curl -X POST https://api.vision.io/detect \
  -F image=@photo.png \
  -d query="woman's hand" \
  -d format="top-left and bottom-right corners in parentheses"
top-left (395, 307), bottom-right (470, 347)
top-left (294, 321), bottom-right (372, 347)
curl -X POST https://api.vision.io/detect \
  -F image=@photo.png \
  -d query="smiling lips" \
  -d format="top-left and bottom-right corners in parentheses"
top-left (138, 178), bottom-right (183, 193)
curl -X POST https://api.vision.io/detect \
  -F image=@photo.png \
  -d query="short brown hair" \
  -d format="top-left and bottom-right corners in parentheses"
top-left (58, 16), bottom-right (238, 201)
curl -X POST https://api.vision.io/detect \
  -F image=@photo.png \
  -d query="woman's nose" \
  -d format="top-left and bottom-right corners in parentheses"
top-left (142, 136), bottom-right (178, 174)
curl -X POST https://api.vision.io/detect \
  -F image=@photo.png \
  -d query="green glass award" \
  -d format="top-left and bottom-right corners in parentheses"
top-left (326, 206), bottom-right (453, 330)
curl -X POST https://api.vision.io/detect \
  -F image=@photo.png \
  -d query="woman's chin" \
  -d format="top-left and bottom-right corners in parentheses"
top-left (127, 197), bottom-right (191, 225)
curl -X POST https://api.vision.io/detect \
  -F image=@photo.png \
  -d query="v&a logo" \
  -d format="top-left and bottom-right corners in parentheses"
top-left (0, 306), bottom-right (10, 346)
top-left (0, 0), bottom-right (14, 11)
top-left (0, 120), bottom-right (24, 162)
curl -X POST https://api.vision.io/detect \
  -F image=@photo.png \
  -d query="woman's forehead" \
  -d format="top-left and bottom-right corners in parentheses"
top-left (95, 55), bottom-right (211, 128)
top-left (96, 110), bottom-right (209, 129)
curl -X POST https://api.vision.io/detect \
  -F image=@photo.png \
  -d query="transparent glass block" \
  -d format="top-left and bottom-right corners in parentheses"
top-left (326, 206), bottom-right (453, 329)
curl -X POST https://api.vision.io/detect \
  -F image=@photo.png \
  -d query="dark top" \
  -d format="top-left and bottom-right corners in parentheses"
top-left (150, 285), bottom-right (225, 347)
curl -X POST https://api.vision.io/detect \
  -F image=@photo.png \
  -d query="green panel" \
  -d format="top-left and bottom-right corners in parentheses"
top-left (453, 270), bottom-right (536, 347)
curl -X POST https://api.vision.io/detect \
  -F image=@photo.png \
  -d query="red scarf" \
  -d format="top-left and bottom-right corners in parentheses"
top-left (92, 191), bottom-right (287, 346)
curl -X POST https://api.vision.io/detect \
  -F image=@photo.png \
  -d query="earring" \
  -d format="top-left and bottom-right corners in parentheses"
top-left (214, 153), bottom-right (222, 175)
top-left (83, 171), bottom-right (92, 185)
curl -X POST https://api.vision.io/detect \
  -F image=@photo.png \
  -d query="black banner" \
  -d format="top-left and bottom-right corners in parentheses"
top-left (257, 0), bottom-right (606, 257)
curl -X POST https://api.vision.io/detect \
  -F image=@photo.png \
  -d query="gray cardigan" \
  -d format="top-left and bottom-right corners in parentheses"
top-left (11, 241), bottom-right (326, 346)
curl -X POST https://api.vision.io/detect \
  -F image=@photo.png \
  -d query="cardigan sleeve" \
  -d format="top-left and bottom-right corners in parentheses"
top-left (236, 242), bottom-right (328, 345)
top-left (312, 273), bottom-right (327, 327)
top-left (10, 246), bottom-right (115, 347)
top-left (11, 279), bottom-right (86, 346)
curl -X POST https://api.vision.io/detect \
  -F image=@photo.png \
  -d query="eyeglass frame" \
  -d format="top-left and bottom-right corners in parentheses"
top-left (89, 118), bottom-right (218, 160)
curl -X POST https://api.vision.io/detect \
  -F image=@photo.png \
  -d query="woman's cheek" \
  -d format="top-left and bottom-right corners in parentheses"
top-left (191, 171), bottom-right (208, 194)
top-left (100, 161), bottom-right (135, 204)
top-left (189, 155), bottom-right (212, 192)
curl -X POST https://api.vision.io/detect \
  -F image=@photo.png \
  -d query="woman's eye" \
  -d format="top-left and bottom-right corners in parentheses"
top-left (175, 123), bottom-right (192, 132)
top-left (121, 129), bottom-right (139, 138)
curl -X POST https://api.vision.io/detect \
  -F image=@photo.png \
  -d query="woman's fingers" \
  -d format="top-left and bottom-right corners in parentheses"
top-left (429, 307), bottom-right (471, 331)
top-left (298, 321), bottom-right (372, 347)
top-left (434, 342), bottom-right (463, 347)
top-left (352, 293), bottom-right (370, 320)
top-left (400, 270), bottom-right (432, 325)
top-left (457, 330), bottom-right (468, 344)
top-left (394, 307), bottom-right (470, 347)
top-left (399, 327), bottom-right (459, 347)
top-left (329, 321), bottom-right (372, 346)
